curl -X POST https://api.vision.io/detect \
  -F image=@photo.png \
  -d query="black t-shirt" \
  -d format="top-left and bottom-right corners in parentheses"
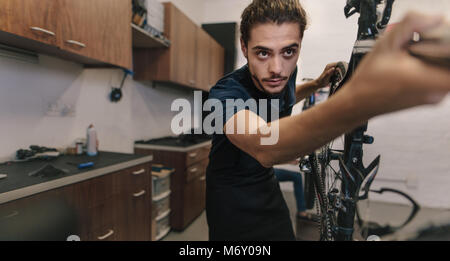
top-left (205, 64), bottom-right (297, 241)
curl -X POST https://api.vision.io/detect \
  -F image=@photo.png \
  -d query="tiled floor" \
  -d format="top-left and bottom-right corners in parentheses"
top-left (163, 191), bottom-right (450, 241)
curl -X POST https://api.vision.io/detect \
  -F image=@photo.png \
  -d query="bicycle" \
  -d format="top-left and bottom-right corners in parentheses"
top-left (299, 0), bottom-right (421, 241)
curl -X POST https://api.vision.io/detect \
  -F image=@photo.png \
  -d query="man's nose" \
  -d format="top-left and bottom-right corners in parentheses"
top-left (268, 57), bottom-right (283, 76)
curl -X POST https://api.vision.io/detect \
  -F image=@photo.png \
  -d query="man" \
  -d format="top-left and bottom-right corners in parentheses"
top-left (206, 0), bottom-right (450, 241)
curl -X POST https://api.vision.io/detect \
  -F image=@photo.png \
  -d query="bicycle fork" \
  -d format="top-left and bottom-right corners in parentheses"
top-left (336, 125), bottom-right (381, 241)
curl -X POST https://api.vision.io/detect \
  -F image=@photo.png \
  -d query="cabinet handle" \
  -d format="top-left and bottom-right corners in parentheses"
top-left (132, 169), bottom-right (145, 175)
top-left (189, 80), bottom-right (195, 85)
top-left (4, 211), bottom-right (19, 219)
top-left (189, 167), bottom-right (198, 173)
top-left (97, 229), bottom-right (114, 240)
top-left (30, 27), bottom-right (55, 36)
top-left (66, 40), bottom-right (86, 48)
top-left (133, 190), bottom-right (146, 197)
top-left (199, 176), bottom-right (206, 181)
top-left (188, 152), bottom-right (198, 158)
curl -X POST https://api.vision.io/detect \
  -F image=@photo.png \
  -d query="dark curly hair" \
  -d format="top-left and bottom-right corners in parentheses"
top-left (240, 0), bottom-right (308, 46)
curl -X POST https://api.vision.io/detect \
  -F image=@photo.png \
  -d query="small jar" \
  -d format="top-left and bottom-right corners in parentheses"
top-left (76, 142), bottom-right (83, 155)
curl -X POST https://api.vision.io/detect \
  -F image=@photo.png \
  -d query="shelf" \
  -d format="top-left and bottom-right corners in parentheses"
top-left (131, 23), bottom-right (169, 48)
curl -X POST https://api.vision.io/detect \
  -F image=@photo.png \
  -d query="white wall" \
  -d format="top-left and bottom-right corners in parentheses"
top-left (0, 0), bottom-right (208, 161)
top-left (0, 54), bottom-right (194, 160)
top-left (201, 0), bottom-right (450, 208)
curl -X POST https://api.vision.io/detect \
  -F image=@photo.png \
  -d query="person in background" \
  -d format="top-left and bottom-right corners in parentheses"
top-left (273, 167), bottom-right (309, 219)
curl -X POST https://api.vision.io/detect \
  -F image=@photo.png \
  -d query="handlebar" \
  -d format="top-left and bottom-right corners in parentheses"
top-left (344, 0), bottom-right (396, 40)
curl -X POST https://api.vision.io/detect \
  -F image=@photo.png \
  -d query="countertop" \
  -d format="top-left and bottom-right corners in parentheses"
top-left (134, 140), bottom-right (212, 152)
top-left (0, 151), bottom-right (153, 204)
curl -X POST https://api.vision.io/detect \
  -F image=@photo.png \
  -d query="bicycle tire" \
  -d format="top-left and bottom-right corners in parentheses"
top-left (307, 61), bottom-right (349, 241)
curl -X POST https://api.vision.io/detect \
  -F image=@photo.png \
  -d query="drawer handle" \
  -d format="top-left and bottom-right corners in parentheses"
top-left (189, 80), bottom-right (196, 85)
top-left (189, 167), bottom-right (198, 173)
top-left (132, 169), bottom-right (145, 175)
top-left (66, 40), bottom-right (86, 48)
top-left (30, 27), bottom-right (55, 36)
top-left (133, 190), bottom-right (146, 197)
top-left (97, 229), bottom-right (114, 240)
top-left (199, 176), bottom-right (206, 181)
top-left (188, 152), bottom-right (198, 158)
top-left (4, 211), bottom-right (19, 219)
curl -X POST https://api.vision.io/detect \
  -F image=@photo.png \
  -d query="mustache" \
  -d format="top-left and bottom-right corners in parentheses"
top-left (262, 76), bottom-right (288, 82)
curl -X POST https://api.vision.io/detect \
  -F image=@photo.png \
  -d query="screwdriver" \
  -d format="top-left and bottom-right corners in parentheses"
top-left (67, 162), bottom-right (94, 169)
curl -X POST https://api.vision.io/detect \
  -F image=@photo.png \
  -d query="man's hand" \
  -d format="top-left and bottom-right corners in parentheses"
top-left (339, 12), bottom-right (450, 119)
top-left (295, 62), bottom-right (338, 102)
top-left (314, 62), bottom-right (338, 88)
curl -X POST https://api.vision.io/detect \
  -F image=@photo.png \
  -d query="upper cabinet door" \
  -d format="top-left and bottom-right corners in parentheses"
top-left (59, 0), bottom-right (132, 69)
top-left (58, 0), bottom-right (91, 58)
top-left (169, 4), bottom-right (197, 88)
top-left (0, 0), bottom-right (59, 46)
top-left (209, 39), bottom-right (225, 88)
top-left (195, 29), bottom-right (211, 92)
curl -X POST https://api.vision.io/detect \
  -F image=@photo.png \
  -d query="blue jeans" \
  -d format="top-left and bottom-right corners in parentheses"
top-left (274, 168), bottom-right (307, 213)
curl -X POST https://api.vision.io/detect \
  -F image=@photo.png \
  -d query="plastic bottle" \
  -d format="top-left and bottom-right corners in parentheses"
top-left (86, 124), bottom-right (98, 156)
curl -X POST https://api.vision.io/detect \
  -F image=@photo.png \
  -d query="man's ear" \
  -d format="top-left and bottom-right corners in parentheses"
top-left (240, 38), bottom-right (248, 59)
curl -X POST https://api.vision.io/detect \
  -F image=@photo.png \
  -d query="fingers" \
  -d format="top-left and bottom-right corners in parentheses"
top-left (326, 67), bottom-right (336, 76)
top-left (389, 11), bottom-right (444, 50)
top-left (325, 62), bottom-right (338, 70)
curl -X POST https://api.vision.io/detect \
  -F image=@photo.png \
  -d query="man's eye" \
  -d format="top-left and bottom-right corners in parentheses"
top-left (257, 51), bottom-right (269, 58)
top-left (284, 49), bottom-right (296, 57)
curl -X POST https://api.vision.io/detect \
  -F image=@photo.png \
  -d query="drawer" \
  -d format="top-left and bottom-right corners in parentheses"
top-left (152, 191), bottom-right (171, 220)
top-left (113, 164), bottom-right (150, 195)
top-left (153, 174), bottom-right (171, 198)
top-left (114, 189), bottom-right (151, 241)
top-left (85, 201), bottom-right (116, 241)
top-left (185, 159), bottom-right (208, 183)
top-left (185, 144), bottom-right (211, 166)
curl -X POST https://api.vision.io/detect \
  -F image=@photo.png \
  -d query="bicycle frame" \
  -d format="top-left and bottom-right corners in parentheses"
top-left (336, 0), bottom-right (396, 241)
top-left (305, 0), bottom-right (396, 241)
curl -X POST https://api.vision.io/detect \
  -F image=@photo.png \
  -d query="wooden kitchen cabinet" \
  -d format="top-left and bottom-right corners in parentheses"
top-left (209, 38), bottom-right (225, 89)
top-left (0, 0), bottom-right (132, 69)
top-left (113, 165), bottom-right (151, 241)
top-left (133, 3), bottom-right (225, 91)
top-left (183, 174), bottom-right (206, 227)
top-left (58, 0), bottom-right (132, 69)
top-left (0, 187), bottom-right (78, 241)
top-left (135, 143), bottom-right (210, 231)
top-left (195, 28), bottom-right (211, 91)
top-left (0, 162), bottom-right (152, 241)
top-left (0, 0), bottom-right (59, 46)
top-left (134, 3), bottom-right (197, 87)
top-left (171, 4), bottom-right (198, 88)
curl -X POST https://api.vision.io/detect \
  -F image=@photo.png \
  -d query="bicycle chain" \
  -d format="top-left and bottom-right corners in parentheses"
top-left (312, 150), bottom-right (334, 241)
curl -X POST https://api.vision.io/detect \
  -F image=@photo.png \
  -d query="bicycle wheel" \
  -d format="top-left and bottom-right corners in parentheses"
top-left (310, 138), bottom-right (345, 241)
top-left (308, 61), bottom-right (349, 241)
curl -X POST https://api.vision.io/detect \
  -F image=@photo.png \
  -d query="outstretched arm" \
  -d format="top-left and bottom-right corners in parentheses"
top-left (225, 12), bottom-right (450, 168)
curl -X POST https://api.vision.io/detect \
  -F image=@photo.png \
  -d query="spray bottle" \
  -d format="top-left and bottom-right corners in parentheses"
top-left (86, 124), bottom-right (98, 156)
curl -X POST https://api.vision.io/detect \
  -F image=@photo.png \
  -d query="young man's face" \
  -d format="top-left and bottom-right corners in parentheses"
top-left (241, 22), bottom-right (302, 95)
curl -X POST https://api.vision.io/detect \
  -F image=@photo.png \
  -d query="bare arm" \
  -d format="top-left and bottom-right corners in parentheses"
top-left (225, 12), bottom-right (450, 168)
top-left (225, 84), bottom-right (364, 168)
top-left (295, 63), bottom-right (337, 103)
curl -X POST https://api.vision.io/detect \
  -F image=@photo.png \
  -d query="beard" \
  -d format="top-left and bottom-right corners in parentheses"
top-left (251, 73), bottom-right (289, 96)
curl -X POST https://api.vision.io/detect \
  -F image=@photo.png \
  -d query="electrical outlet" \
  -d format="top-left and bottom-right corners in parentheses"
top-left (62, 104), bottom-right (76, 117)
top-left (46, 102), bottom-right (61, 117)
top-left (46, 102), bottom-right (76, 117)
